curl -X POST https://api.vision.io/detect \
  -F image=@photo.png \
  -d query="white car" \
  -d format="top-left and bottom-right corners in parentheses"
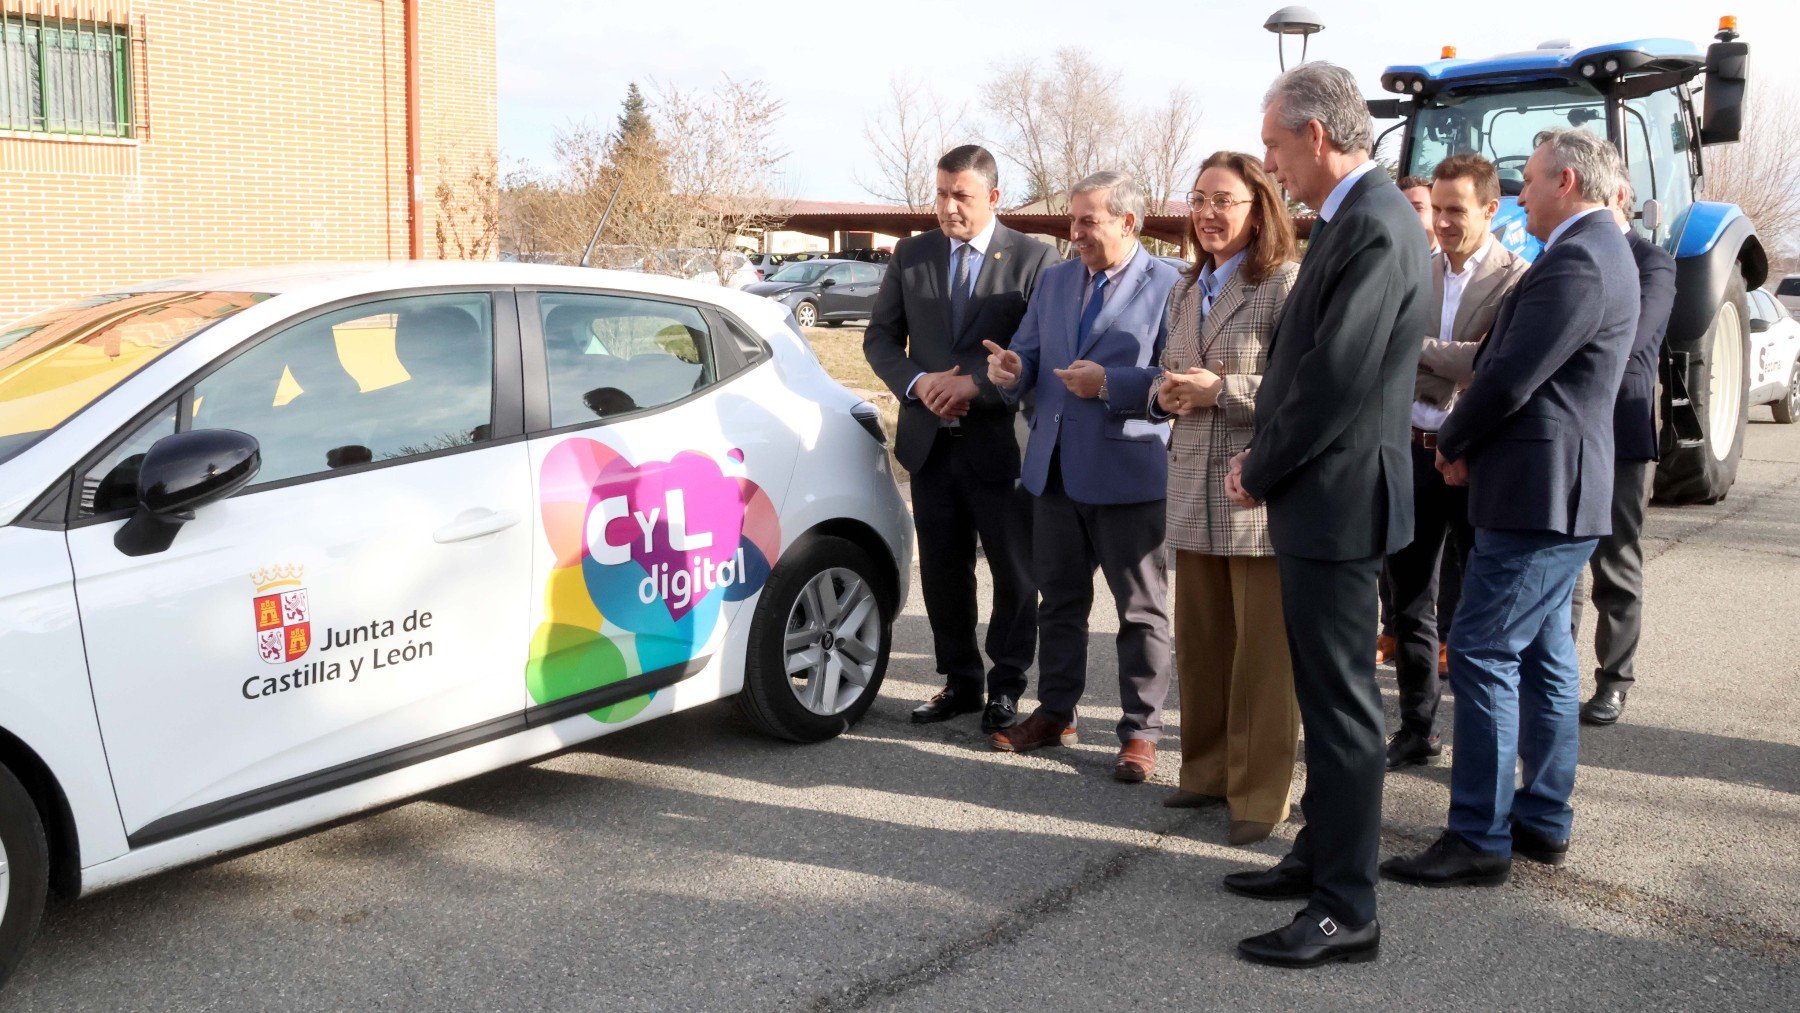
top-left (0, 262), bottom-right (911, 985)
top-left (1748, 286), bottom-right (1800, 424)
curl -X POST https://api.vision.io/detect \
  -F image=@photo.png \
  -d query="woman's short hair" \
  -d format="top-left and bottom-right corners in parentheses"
top-left (1183, 151), bottom-right (1297, 286)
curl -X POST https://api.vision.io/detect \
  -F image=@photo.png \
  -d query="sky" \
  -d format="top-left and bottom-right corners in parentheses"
top-left (498, 0), bottom-right (1800, 204)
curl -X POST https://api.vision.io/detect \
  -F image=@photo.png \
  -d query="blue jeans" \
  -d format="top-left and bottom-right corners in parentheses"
top-left (1447, 528), bottom-right (1597, 854)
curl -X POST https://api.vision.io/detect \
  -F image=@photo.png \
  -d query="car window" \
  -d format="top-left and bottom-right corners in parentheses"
top-left (1778, 277), bottom-right (1800, 297)
top-left (823, 265), bottom-right (852, 284)
top-left (850, 263), bottom-right (881, 284)
top-left (537, 292), bottom-right (715, 428)
top-left (188, 293), bottom-right (494, 486)
top-left (1748, 289), bottom-right (1774, 324)
top-left (769, 262), bottom-right (829, 284)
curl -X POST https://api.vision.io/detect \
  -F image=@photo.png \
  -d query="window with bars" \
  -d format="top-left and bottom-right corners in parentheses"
top-left (1, 14), bottom-right (132, 137)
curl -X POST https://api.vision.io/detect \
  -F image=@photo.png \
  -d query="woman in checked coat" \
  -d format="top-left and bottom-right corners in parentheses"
top-left (1151, 151), bottom-right (1299, 846)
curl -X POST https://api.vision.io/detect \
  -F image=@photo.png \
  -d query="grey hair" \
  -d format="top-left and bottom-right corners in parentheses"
top-left (1614, 176), bottom-right (1636, 210)
top-left (1072, 170), bottom-right (1145, 234)
top-left (1532, 128), bottom-right (1623, 204)
top-left (1262, 62), bottom-right (1372, 155)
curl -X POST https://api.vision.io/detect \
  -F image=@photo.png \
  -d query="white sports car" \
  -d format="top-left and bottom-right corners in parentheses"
top-left (0, 262), bottom-right (911, 985)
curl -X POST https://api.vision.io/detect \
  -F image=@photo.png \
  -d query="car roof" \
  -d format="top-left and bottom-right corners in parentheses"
top-left (122, 261), bottom-right (742, 295)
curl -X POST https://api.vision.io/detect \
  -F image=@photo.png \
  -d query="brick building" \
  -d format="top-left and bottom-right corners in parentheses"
top-left (0, 0), bottom-right (495, 324)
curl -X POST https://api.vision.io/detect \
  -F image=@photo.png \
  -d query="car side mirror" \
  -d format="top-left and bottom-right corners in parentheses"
top-left (1749, 318), bottom-right (1770, 334)
top-left (116, 429), bottom-right (261, 556)
top-left (818, 278), bottom-right (836, 288)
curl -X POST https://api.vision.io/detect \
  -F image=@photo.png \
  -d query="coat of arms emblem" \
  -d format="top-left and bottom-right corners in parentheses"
top-left (252, 564), bottom-right (311, 664)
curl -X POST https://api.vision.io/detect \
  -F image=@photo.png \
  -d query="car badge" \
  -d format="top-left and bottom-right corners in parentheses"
top-left (252, 563), bottom-right (312, 664)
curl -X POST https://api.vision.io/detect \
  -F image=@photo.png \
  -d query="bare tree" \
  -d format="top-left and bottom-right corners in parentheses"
top-left (656, 76), bottom-right (791, 283)
top-left (434, 151), bottom-right (500, 261)
top-left (857, 74), bottom-right (971, 211)
top-left (983, 48), bottom-right (1125, 212)
top-left (1702, 79), bottom-right (1800, 269)
top-left (1125, 87), bottom-right (1203, 214)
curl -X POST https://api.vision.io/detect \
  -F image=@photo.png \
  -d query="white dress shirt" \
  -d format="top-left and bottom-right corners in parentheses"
top-left (1413, 239), bottom-right (1491, 431)
top-left (1318, 160), bottom-right (1382, 221)
top-left (1544, 206), bottom-right (1613, 249)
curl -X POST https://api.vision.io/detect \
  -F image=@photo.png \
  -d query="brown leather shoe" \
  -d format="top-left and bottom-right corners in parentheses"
top-left (991, 712), bottom-right (1076, 753)
top-left (1113, 740), bottom-right (1157, 782)
top-left (1228, 820), bottom-right (1275, 846)
top-left (1376, 634), bottom-right (1398, 666)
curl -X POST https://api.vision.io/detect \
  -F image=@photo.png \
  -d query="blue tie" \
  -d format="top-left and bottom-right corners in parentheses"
top-left (1076, 271), bottom-right (1109, 349)
top-left (950, 244), bottom-right (973, 334)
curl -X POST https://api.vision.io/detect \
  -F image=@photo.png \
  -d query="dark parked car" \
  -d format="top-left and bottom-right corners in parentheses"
top-left (745, 259), bottom-right (886, 328)
top-left (1777, 274), bottom-right (1800, 315)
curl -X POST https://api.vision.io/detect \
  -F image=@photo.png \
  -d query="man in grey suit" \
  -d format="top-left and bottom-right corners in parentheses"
top-left (1382, 129), bottom-right (1638, 888)
top-left (1579, 181), bottom-right (1677, 727)
top-left (1385, 153), bottom-right (1529, 770)
top-left (1221, 62), bottom-right (1432, 968)
top-left (863, 145), bottom-right (1059, 733)
top-left (983, 171), bottom-right (1181, 783)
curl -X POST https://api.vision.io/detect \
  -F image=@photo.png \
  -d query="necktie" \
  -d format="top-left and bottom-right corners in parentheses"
top-left (950, 244), bottom-right (973, 334)
top-left (1076, 270), bottom-right (1109, 348)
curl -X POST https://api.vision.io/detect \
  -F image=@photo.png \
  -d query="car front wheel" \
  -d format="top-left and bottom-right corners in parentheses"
top-left (1773, 364), bottom-right (1799, 425)
top-left (737, 536), bottom-right (890, 742)
top-left (792, 300), bottom-right (818, 328)
top-left (0, 764), bottom-right (48, 989)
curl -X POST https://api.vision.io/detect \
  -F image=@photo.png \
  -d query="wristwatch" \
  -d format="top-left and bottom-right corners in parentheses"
top-left (1097, 378), bottom-right (1109, 403)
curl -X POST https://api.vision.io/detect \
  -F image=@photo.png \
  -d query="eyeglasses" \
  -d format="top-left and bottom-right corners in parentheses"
top-left (1187, 192), bottom-right (1254, 212)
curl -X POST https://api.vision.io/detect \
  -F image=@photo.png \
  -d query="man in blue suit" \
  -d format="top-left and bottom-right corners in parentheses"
top-left (984, 170), bottom-right (1181, 783)
top-left (1382, 129), bottom-right (1640, 887)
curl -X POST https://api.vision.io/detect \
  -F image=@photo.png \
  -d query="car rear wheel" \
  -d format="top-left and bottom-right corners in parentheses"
top-left (793, 301), bottom-right (818, 328)
top-left (737, 536), bottom-right (890, 742)
top-left (1655, 275), bottom-right (1750, 504)
top-left (0, 764), bottom-right (48, 989)
top-left (1772, 364), bottom-right (1800, 425)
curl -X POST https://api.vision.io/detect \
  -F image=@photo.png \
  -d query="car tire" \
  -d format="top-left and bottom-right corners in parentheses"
top-left (0, 764), bottom-right (49, 990)
top-left (736, 536), bottom-right (891, 743)
top-left (1655, 274), bottom-right (1750, 504)
top-left (1772, 364), bottom-right (1799, 425)
top-left (793, 301), bottom-right (818, 328)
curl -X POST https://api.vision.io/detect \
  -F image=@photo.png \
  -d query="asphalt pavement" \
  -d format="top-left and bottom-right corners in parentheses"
top-left (3, 414), bottom-right (1797, 1011)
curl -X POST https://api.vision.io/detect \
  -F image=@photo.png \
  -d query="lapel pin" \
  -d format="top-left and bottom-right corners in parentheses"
top-left (994, 251), bottom-right (1003, 260)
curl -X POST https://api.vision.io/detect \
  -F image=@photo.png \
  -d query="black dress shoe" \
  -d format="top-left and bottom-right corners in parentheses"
top-left (1510, 818), bottom-right (1570, 866)
top-left (910, 687), bottom-right (983, 724)
top-left (1237, 909), bottom-right (1379, 968)
top-left (1381, 830), bottom-right (1511, 887)
top-left (1581, 688), bottom-right (1627, 726)
top-left (1222, 854), bottom-right (1313, 900)
top-left (981, 694), bottom-right (1018, 732)
top-left (1384, 730), bottom-right (1442, 770)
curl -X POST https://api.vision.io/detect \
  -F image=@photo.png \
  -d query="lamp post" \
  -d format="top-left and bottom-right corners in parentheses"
top-left (1264, 6), bottom-right (1324, 71)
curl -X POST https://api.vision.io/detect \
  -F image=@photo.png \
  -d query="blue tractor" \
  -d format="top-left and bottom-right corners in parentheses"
top-left (1371, 19), bottom-right (1763, 503)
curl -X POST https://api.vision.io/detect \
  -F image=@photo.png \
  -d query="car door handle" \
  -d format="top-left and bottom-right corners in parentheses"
top-left (432, 508), bottom-right (522, 544)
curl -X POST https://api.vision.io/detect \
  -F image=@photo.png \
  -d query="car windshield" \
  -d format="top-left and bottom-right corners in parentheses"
top-left (769, 262), bottom-right (832, 283)
top-left (0, 290), bottom-right (267, 466)
top-left (1406, 80), bottom-right (1607, 192)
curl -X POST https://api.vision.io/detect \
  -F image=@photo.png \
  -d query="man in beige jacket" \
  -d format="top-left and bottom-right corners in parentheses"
top-left (1384, 153), bottom-right (1529, 770)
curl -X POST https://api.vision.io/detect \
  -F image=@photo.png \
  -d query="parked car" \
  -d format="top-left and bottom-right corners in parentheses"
top-left (744, 259), bottom-right (886, 328)
top-left (0, 262), bottom-right (911, 985)
top-left (1776, 274), bottom-right (1800, 314)
top-left (1748, 285), bottom-right (1800, 423)
top-left (630, 249), bottom-right (760, 290)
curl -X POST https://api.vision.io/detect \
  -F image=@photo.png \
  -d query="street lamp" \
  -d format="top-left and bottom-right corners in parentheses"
top-left (1264, 6), bottom-right (1324, 71)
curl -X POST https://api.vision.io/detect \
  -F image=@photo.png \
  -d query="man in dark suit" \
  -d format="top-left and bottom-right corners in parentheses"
top-left (1219, 62), bottom-right (1432, 969)
top-left (983, 170), bottom-right (1181, 782)
top-left (1381, 129), bottom-right (1639, 888)
top-left (863, 144), bottom-right (1058, 732)
top-left (1578, 181), bottom-right (1677, 727)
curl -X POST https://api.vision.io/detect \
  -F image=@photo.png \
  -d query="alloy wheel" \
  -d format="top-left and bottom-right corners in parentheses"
top-left (782, 567), bottom-right (881, 716)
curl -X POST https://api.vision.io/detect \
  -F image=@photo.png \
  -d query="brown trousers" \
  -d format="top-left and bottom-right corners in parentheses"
top-left (1173, 551), bottom-right (1299, 823)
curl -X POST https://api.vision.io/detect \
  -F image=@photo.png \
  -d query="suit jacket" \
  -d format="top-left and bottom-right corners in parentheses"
top-left (1437, 210), bottom-right (1639, 537)
top-left (1241, 169), bottom-right (1433, 561)
top-left (863, 222), bottom-right (1059, 474)
top-left (1159, 261), bottom-right (1298, 555)
top-left (1415, 241), bottom-right (1529, 413)
top-left (1614, 231), bottom-right (1677, 462)
top-left (1005, 247), bottom-right (1180, 505)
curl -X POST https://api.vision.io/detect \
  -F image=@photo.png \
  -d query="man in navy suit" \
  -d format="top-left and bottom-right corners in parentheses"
top-left (983, 170), bottom-right (1181, 784)
top-left (1579, 181), bottom-right (1677, 727)
top-left (1382, 129), bottom-right (1640, 887)
top-left (1219, 63), bottom-right (1432, 969)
